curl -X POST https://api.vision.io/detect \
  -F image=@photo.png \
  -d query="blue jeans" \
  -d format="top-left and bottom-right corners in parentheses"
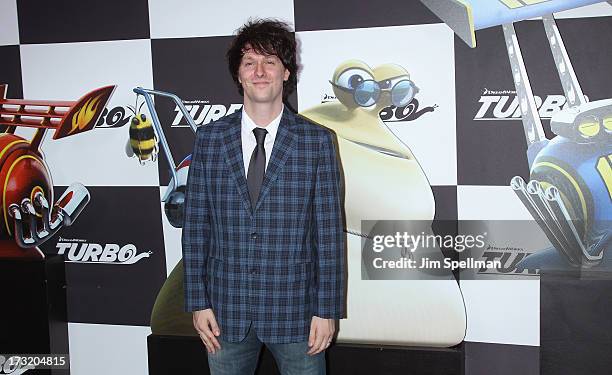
top-left (207, 324), bottom-right (326, 375)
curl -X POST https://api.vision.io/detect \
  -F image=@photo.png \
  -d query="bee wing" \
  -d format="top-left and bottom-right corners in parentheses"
top-left (125, 137), bottom-right (135, 157)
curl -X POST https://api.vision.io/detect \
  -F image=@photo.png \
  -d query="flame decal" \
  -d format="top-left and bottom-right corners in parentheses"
top-left (69, 94), bottom-right (103, 134)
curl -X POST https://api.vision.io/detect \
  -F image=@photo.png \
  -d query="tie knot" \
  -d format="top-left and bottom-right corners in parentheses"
top-left (253, 127), bottom-right (268, 145)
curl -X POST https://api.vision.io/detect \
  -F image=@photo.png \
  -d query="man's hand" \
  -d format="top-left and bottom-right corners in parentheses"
top-left (307, 316), bottom-right (335, 355)
top-left (193, 309), bottom-right (221, 354)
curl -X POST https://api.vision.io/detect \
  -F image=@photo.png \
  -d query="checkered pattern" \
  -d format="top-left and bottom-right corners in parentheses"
top-left (183, 108), bottom-right (345, 343)
top-left (1, 0), bottom-right (611, 373)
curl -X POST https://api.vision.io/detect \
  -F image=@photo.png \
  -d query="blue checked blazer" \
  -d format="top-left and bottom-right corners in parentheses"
top-left (182, 107), bottom-right (346, 344)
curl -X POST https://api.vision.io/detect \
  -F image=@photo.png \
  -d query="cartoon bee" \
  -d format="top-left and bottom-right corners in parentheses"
top-left (126, 99), bottom-right (158, 163)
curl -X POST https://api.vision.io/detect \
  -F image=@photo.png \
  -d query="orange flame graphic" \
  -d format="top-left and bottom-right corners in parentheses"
top-left (69, 94), bottom-right (103, 134)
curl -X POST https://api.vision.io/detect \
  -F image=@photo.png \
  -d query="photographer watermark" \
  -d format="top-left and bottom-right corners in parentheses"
top-left (359, 220), bottom-right (605, 280)
top-left (371, 231), bottom-right (491, 270)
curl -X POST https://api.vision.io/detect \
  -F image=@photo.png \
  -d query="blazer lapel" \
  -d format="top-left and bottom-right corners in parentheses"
top-left (221, 112), bottom-right (253, 215)
top-left (254, 107), bottom-right (298, 212)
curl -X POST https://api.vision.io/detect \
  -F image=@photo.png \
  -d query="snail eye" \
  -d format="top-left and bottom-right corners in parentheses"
top-left (140, 114), bottom-right (147, 122)
top-left (335, 68), bottom-right (374, 90)
top-left (348, 75), bottom-right (364, 89)
top-left (132, 117), bottom-right (139, 125)
top-left (379, 79), bottom-right (392, 90)
top-left (387, 78), bottom-right (419, 107)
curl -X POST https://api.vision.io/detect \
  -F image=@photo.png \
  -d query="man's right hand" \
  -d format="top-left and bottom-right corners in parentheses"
top-left (193, 309), bottom-right (221, 353)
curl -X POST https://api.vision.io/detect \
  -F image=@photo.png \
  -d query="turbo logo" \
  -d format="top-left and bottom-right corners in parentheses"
top-left (56, 239), bottom-right (152, 264)
top-left (476, 248), bottom-right (539, 276)
top-left (97, 103), bottom-right (237, 129)
top-left (474, 88), bottom-right (589, 121)
top-left (379, 100), bottom-right (438, 123)
top-left (95, 106), bottom-right (132, 128)
top-left (171, 101), bottom-right (242, 127)
top-left (320, 92), bottom-right (438, 123)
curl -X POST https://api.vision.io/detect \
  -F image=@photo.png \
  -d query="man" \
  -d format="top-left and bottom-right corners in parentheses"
top-left (182, 19), bottom-right (346, 375)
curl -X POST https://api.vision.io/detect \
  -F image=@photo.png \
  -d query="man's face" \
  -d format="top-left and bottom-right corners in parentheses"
top-left (238, 46), bottom-right (290, 107)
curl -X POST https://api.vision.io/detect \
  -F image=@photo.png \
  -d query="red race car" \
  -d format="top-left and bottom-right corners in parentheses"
top-left (0, 84), bottom-right (115, 258)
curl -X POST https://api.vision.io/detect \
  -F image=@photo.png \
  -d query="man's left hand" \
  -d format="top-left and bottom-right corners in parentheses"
top-left (307, 316), bottom-right (335, 355)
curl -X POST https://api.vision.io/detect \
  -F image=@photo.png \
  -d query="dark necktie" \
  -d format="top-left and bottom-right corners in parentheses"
top-left (247, 127), bottom-right (268, 208)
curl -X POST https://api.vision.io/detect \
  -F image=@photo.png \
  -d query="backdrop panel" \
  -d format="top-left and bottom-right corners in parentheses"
top-left (297, 23), bottom-right (457, 186)
top-left (0, 0), bottom-right (19, 46)
top-left (455, 17), bottom-right (612, 186)
top-left (19, 39), bottom-right (159, 186)
top-left (68, 323), bottom-right (151, 375)
top-left (39, 186), bottom-right (167, 326)
top-left (0, 45), bottom-right (22, 98)
top-left (457, 185), bottom-right (540, 345)
top-left (17, 0), bottom-right (150, 44)
top-left (293, 0), bottom-right (439, 31)
top-left (149, 0), bottom-right (295, 39)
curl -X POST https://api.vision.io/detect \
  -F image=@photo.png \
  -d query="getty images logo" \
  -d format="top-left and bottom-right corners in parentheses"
top-left (56, 238), bottom-right (152, 264)
top-left (474, 88), bottom-right (589, 121)
top-left (171, 100), bottom-right (242, 127)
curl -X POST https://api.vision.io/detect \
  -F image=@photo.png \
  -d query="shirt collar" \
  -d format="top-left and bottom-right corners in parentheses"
top-left (241, 105), bottom-right (283, 143)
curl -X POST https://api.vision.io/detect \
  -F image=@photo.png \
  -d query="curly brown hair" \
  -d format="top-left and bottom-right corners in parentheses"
top-left (226, 19), bottom-right (297, 101)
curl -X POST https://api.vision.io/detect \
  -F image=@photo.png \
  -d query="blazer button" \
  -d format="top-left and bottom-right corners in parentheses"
top-left (250, 232), bottom-right (258, 239)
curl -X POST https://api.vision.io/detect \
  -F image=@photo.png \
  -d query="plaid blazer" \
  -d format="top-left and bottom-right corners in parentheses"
top-left (182, 107), bottom-right (346, 344)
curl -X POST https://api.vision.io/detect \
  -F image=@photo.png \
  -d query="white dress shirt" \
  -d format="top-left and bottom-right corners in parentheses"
top-left (241, 106), bottom-right (283, 174)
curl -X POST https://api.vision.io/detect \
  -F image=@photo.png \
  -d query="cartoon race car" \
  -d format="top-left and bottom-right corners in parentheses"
top-left (421, 0), bottom-right (612, 268)
top-left (0, 84), bottom-right (115, 258)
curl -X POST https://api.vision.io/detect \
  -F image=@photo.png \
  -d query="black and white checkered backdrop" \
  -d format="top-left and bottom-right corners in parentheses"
top-left (1, 0), bottom-right (611, 373)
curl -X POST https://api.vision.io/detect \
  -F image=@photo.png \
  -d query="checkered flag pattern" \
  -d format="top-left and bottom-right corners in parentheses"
top-left (1, 0), bottom-right (611, 373)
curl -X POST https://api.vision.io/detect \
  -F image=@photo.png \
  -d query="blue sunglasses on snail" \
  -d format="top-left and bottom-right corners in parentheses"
top-left (331, 77), bottom-right (419, 107)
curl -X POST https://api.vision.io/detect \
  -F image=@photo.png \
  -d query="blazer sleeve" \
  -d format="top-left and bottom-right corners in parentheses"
top-left (313, 131), bottom-right (346, 319)
top-left (182, 126), bottom-right (212, 312)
